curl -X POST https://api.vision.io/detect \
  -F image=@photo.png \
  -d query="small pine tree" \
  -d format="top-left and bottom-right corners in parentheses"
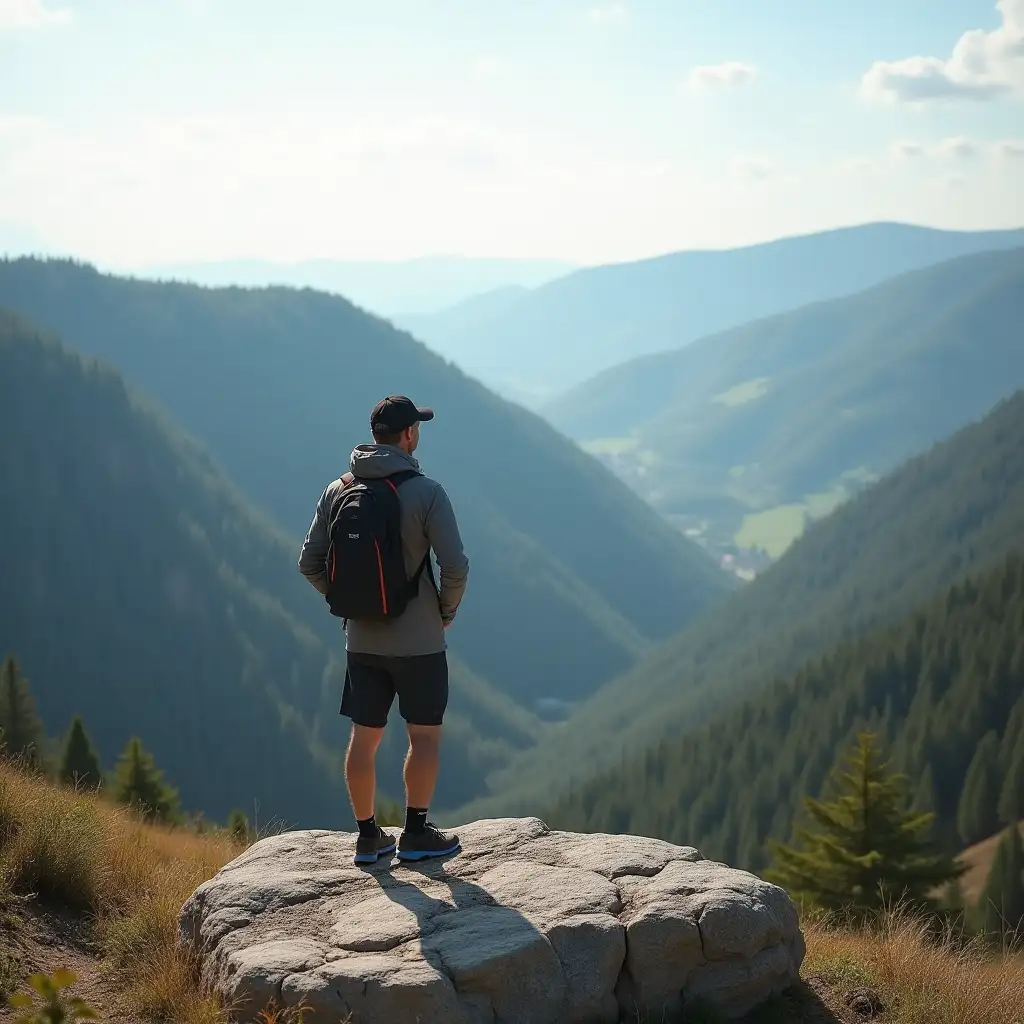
top-left (765, 732), bottom-right (962, 914)
top-left (58, 717), bottom-right (103, 790)
top-left (111, 737), bottom-right (180, 824)
top-left (957, 731), bottom-right (1002, 845)
top-left (0, 655), bottom-right (46, 769)
top-left (975, 824), bottom-right (1024, 939)
top-left (227, 809), bottom-right (250, 844)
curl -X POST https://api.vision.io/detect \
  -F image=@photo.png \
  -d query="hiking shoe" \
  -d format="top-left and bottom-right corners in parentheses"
top-left (353, 827), bottom-right (397, 865)
top-left (397, 822), bottom-right (461, 862)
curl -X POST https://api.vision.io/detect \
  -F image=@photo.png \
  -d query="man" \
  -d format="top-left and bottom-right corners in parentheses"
top-left (298, 395), bottom-right (469, 865)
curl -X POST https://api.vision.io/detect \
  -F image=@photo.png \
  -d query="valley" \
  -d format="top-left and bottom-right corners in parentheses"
top-left (6, 6), bottom-right (1024, 1018)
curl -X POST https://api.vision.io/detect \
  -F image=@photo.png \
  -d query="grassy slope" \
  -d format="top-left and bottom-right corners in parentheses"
top-left (0, 310), bottom-right (543, 822)
top-left (452, 390), bottom-right (1024, 822)
top-left (2, 764), bottom-right (1022, 1024)
top-left (0, 257), bottom-right (729, 710)
top-left (956, 824), bottom-right (1024, 908)
top-left (418, 222), bottom-right (1024, 400)
top-left (551, 247), bottom-right (1024, 529)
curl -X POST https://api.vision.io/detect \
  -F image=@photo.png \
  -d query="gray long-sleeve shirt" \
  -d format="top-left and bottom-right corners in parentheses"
top-left (297, 444), bottom-right (469, 656)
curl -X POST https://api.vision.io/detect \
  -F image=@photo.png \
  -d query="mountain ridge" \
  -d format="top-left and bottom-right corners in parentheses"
top-left (0, 257), bottom-right (730, 715)
top-left (0, 306), bottom-right (556, 821)
top-left (409, 221), bottom-right (1024, 402)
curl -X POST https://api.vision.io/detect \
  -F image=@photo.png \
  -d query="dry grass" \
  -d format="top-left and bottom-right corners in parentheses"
top-left (803, 906), bottom-right (1024, 1024)
top-left (3, 763), bottom-right (1024, 1024)
top-left (0, 763), bottom-right (239, 1022)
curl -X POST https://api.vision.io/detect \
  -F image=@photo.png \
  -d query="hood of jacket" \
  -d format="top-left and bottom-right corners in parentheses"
top-left (349, 444), bottom-right (423, 480)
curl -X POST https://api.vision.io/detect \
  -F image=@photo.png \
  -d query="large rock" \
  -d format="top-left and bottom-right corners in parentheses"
top-left (178, 818), bottom-right (804, 1023)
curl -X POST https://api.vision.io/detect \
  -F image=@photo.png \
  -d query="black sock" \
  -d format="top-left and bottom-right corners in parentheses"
top-left (357, 814), bottom-right (378, 838)
top-left (405, 807), bottom-right (428, 834)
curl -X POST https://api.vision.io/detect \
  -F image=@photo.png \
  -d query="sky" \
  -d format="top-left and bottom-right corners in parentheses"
top-left (1, 0), bottom-right (1022, 267)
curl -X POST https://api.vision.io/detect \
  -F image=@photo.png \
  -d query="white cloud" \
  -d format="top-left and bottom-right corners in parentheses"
top-left (731, 155), bottom-right (776, 181)
top-left (890, 140), bottom-right (925, 160)
top-left (889, 137), bottom-right (1000, 161)
top-left (687, 61), bottom-right (758, 92)
top-left (861, 0), bottom-right (1024, 102)
top-left (833, 157), bottom-right (878, 178)
top-left (585, 4), bottom-right (629, 27)
top-left (0, 0), bottom-right (71, 30)
top-left (935, 136), bottom-right (981, 159)
top-left (994, 138), bottom-right (1024, 158)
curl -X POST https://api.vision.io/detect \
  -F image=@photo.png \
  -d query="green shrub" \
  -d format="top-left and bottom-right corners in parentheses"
top-left (7, 969), bottom-right (97, 1022)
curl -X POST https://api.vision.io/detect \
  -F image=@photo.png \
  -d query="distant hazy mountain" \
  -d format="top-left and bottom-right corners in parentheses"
top-left (410, 222), bottom-right (1024, 402)
top-left (0, 258), bottom-right (729, 719)
top-left (553, 246), bottom-right (1024, 562)
top-left (129, 255), bottom-right (576, 318)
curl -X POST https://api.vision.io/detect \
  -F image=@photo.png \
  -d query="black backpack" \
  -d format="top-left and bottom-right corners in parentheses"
top-left (323, 470), bottom-right (432, 621)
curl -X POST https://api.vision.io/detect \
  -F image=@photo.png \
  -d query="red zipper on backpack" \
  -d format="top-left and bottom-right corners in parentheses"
top-left (374, 539), bottom-right (388, 614)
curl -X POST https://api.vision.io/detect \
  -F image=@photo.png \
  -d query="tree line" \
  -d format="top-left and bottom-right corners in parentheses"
top-left (548, 551), bottom-right (1024, 940)
top-left (0, 652), bottom-right (250, 841)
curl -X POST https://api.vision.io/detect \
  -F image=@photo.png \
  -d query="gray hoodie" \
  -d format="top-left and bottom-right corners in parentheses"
top-left (297, 445), bottom-right (469, 656)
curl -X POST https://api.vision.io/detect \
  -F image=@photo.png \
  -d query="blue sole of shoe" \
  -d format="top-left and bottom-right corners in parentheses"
top-left (353, 842), bottom-right (397, 865)
top-left (397, 842), bottom-right (461, 861)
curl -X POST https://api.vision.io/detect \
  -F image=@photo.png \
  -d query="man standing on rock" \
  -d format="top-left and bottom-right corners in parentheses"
top-left (298, 396), bottom-right (469, 865)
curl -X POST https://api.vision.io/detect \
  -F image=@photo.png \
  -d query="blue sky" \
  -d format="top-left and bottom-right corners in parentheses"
top-left (1, 0), bottom-right (1022, 265)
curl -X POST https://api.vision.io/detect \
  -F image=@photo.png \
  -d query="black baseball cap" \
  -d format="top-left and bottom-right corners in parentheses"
top-left (370, 395), bottom-right (434, 434)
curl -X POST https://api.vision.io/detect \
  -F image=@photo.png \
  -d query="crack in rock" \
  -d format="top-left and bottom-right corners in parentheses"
top-left (179, 818), bottom-right (804, 1023)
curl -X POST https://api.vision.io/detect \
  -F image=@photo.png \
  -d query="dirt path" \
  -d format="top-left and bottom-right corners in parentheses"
top-left (0, 903), bottom-right (138, 1023)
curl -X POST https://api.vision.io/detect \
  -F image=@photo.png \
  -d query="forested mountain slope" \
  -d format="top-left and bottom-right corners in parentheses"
top-left (0, 310), bottom-right (545, 823)
top-left (0, 258), bottom-right (729, 713)
top-left (452, 390), bottom-right (1024, 820)
top-left (551, 247), bottom-right (1024, 559)
top-left (547, 552), bottom-right (1024, 872)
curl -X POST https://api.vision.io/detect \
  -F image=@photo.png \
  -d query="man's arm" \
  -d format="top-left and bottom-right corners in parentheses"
top-left (424, 483), bottom-right (469, 623)
top-left (297, 487), bottom-right (331, 595)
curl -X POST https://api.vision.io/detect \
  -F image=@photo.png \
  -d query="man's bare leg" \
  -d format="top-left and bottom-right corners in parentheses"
top-left (345, 724), bottom-right (384, 821)
top-left (404, 724), bottom-right (441, 811)
top-left (397, 723), bottom-right (460, 859)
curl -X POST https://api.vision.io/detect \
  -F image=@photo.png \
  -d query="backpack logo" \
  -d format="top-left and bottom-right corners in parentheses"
top-left (348, 533), bottom-right (360, 539)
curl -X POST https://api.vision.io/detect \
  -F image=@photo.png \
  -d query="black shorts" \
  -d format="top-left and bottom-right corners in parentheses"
top-left (340, 651), bottom-right (448, 728)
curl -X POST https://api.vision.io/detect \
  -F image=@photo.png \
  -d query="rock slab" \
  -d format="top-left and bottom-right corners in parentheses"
top-left (178, 818), bottom-right (805, 1023)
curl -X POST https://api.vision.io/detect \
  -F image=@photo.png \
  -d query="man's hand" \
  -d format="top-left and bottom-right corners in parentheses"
top-left (442, 616), bottom-right (454, 630)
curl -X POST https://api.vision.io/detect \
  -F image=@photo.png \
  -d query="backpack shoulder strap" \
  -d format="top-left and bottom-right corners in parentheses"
top-left (383, 469), bottom-right (419, 493)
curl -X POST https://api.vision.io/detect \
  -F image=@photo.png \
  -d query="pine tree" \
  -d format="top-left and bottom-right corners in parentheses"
top-left (976, 824), bottom-right (1024, 938)
top-left (111, 737), bottom-right (180, 823)
top-left (58, 716), bottom-right (103, 790)
top-left (997, 729), bottom-right (1024, 827)
top-left (957, 731), bottom-right (1002, 845)
top-left (0, 654), bottom-right (46, 768)
top-left (765, 732), bottom-right (962, 914)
